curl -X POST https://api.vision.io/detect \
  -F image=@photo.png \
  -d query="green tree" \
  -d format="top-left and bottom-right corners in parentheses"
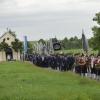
top-left (0, 43), bottom-right (3, 51)
top-left (61, 37), bottom-right (68, 49)
top-left (92, 12), bottom-right (100, 54)
top-left (0, 42), bottom-right (9, 59)
top-left (27, 42), bottom-right (33, 54)
top-left (0, 43), bottom-right (4, 59)
top-left (11, 39), bottom-right (22, 59)
top-left (38, 39), bottom-right (46, 45)
top-left (88, 37), bottom-right (94, 49)
top-left (61, 36), bottom-right (81, 50)
top-left (0, 41), bottom-right (9, 51)
top-left (69, 37), bottom-right (74, 41)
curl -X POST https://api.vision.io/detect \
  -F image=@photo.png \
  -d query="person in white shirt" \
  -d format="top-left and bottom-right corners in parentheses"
top-left (90, 54), bottom-right (96, 79)
top-left (7, 55), bottom-right (11, 61)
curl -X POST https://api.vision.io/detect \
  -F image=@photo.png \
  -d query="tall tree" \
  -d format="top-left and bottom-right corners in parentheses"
top-left (0, 42), bottom-right (9, 59)
top-left (61, 37), bottom-right (68, 49)
top-left (61, 36), bottom-right (81, 50)
top-left (27, 42), bottom-right (33, 54)
top-left (92, 12), bottom-right (100, 54)
top-left (0, 41), bottom-right (9, 51)
top-left (38, 39), bottom-right (46, 45)
top-left (11, 39), bottom-right (22, 59)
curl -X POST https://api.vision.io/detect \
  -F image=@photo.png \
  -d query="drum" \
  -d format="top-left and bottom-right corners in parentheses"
top-left (53, 43), bottom-right (61, 51)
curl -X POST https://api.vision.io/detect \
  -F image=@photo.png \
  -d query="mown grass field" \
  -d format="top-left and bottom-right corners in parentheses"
top-left (0, 61), bottom-right (100, 100)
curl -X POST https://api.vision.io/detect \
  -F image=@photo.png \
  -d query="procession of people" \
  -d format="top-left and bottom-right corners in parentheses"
top-left (25, 53), bottom-right (100, 80)
top-left (21, 32), bottom-right (100, 81)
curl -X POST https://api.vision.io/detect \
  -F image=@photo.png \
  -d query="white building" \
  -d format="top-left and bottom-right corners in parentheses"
top-left (0, 30), bottom-right (21, 61)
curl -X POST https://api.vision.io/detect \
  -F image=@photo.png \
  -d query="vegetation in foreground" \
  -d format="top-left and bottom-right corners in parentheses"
top-left (0, 61), bottom-right (100, 100)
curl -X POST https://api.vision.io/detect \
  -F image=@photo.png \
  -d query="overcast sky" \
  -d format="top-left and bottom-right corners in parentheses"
top-left (0, 0), bottom-right (100, 41)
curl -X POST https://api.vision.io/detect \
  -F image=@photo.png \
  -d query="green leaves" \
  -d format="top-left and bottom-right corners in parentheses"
top-left (93, 12), bottom-right (100, 25)
top-left (92, 12), bottom-right (100, 54)
top-left (11, 39), bottom-right (22, 52)
top-left (27, 42), bottom-right (33, 54)
top-left (0, 41), bottom-right (9, 51)
top-left (61, 36), bottom-right (82, 50)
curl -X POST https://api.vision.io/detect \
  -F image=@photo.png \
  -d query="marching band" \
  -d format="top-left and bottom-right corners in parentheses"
top-left (25, 53), bottom-right (100, 80)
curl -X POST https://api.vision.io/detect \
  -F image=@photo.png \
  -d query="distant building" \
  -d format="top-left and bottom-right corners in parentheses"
top-left (0, 29), bottom-right (21, 61)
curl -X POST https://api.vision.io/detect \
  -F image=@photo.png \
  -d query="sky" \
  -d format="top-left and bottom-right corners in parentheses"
top-left (0, 0), bottom-right (100, 41)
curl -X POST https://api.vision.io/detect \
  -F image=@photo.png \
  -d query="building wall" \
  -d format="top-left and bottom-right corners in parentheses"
top-left (0, 32), bottom-right (21, 61)
top-left (0, 51), bottom-right (6, 61)
top-left (0, 50), bottom-right (20, 61)
top-left (13, 50), bottom-right (20, 60)
top-left (0, 32), bottom-right (15, 46)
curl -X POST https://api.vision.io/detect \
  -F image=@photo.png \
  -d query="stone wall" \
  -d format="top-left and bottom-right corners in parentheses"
top-left (13, 50), bottom-right (20, 60)
top-left (0, 50), bottom-right (20, 61)
top-left (0, 51), bottom-right (6, 61)
top-left (0, 32), bottom-right (15, 46)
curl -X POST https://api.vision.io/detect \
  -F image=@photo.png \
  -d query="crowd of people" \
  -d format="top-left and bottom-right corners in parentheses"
top-left (26, 54), bottom-right (75, 71)
top-left (25, 53), bottom-right (100, 80)
top-left (75, 54), bottom-right (100, 79)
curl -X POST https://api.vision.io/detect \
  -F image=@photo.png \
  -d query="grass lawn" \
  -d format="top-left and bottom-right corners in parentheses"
top-left (0, 61), bottom-right (100, 100)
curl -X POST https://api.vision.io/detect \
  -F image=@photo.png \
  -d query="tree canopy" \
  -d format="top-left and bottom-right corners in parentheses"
top-left (92, 12), bottom-right (100, 54)
top-left (61, 36), bottom-right (82, 50)
top-left (0, 41), bottom-right (9, 51)
top-left (11, 39), bottom-right (22, 53)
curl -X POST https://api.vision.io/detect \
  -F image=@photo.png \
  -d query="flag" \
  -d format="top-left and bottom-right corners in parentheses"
top-left (49, 39), bottom-right (54, 54)
top-left (82, 30), bottom-right (89, 53)
top-left (24, 36), bottom-right (28, 54)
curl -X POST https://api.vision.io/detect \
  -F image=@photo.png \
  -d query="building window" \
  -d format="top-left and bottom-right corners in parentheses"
top-left (7, 37), bottom-right (9, 40)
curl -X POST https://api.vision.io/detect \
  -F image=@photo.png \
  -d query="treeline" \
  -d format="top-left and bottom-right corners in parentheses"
top-left (35, 36), bottom-right (92, 50)
top-left (29, 12), bottom-right (100, 54)
top-left (61, 37), bottom-right (95, 50)
top-left (60, 36), bottom-right (82, 50)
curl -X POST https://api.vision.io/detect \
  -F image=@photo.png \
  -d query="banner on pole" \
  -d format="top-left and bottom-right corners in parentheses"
top-left (24, 36), bottom-right (28, 54)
